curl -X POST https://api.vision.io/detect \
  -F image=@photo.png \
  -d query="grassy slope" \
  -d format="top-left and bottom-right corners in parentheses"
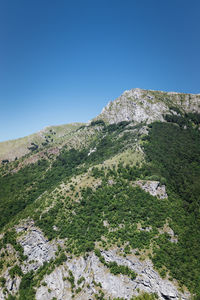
top-left (0, 123), bottom-right (83, 161)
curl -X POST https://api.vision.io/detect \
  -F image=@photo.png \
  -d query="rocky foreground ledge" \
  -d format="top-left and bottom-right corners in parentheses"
top-left (0, 220), bottom-right (190, 300)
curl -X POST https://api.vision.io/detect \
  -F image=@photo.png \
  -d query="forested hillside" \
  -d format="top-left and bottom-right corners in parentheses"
top-left (0, 89), bottom-right (200, 300)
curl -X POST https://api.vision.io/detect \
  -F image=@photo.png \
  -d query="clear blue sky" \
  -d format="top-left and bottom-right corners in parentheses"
top-left (0, 0), bottom-right (200, 141)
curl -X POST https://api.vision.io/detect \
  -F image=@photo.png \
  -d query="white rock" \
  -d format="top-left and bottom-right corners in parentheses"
top-left (35, 249), bottom-right (190, 300)
top-left (16, 221), bottom-right (57, 272)
top-left (88, 147), bottom-right (97, 156)
top-left (134, 180), bottom-right (168, 199)
top-left (95, 88), bottom-right (200, 125)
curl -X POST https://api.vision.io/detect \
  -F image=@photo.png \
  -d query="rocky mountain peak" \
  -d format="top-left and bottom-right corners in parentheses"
top-left (94, 88), bottom-right (200, 125)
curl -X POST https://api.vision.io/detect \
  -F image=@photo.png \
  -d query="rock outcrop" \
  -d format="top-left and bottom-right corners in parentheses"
top-left (0, 270), bottom-right (21, 300)
top-left (134, 180), bottom-right (168, 199)
top-left (16, 220), bottom-right (57, 273)
top-left (35, 249), bottom-right (190, 300)
top-left (158, 223), bottom-right (178, 244)
top-left (1, 221), bottom-right (186, 300)
top-left (95, 88), bottom-right (200, 125)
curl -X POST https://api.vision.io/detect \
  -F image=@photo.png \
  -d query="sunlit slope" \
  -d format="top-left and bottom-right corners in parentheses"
top-left (0, 88), bottom-right (200, 299)
top-left (0, 123), bottom-right (83, 161)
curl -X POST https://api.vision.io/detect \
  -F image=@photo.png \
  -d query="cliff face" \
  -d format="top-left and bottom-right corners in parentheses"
top-left (35, 246), bottom-right (190, 300)
top-left (95, 88), bottom-right (200, 124)
top-left (0, 220), bottom-right (190, 300)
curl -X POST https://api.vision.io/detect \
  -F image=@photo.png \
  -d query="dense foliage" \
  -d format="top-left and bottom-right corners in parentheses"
top-left (34, 118), bottom-right (200, 295)
top-left (143, 120), bottom-right (200, 295)
top-left (145, 121), bottom-right (200, 210)
top-left (35, 174), bottom-right (168, 255)
top-left (0, 160), bottom-right (49, 230)
top-left (0, 121), bottom-right (137, 231)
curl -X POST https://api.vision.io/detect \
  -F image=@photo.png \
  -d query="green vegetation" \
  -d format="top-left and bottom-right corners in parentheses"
top-left (131, 293), bottom-right (158, 300)
top-left (67, 270), bottom-right (75, 292)
top-left (18, 271), bottom-right (35, 300)
top-left (0, 122), bottom-right (82, 161)
top-left (17, 252), bottom-right (67, 299)
top-left (0, 121), bottom-right (138, 232)
top-left (6, 295), bottom-right (17, 300)
top-left (112, 293), bottom-right (158, 300)
top-left (90, 120), bottom-right (106, 126)
top-left (0, 147), bottom-right (90, 231)
top-left (1, 109), bottom-right (200, 298)
top-left (0, 160), bottom-right (49, 230)
top-left (1, 230), bottom-right (26, 261)
top-left (36, 174), bottom-right (168, 254)
top-left (33, 117), bottom-right (200, 295)
top-left (0, 277), bottom-right (6, 287)
top-left (143, 120), bottom-right (200, 295)
top-left (9, 265), bottom-right (23, 278)
top-left (94, 290), bottom-right (105, 300)
top-left (164, 111), bottom-right (200, 128)
top-left (77, 276), bottom-right (85, 285)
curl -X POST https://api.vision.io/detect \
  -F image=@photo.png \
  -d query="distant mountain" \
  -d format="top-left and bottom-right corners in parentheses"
top-left (0, 88), bottom-right (200, 300)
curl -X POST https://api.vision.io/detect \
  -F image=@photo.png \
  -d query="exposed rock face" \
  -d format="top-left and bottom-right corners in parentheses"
top-left (96, 89), bottom-right (168, 124)
top-left (0, 222), bottom-right (58, 300)
top-left (159, 223), bottom-right (178, 244)
top-left (88, 147), bottom-right (97, 156)
top-left (35, 249), bottom-right (190, 300)
top-left (167, 91), bottom-right (200, 113)
top-left (134, 180), bottom-right (168, 199)
top-left (0, 270), bottom-right (21, 300)
top-left (95, 88), bottom-right (200, 125)
top-left (16, 220), bottom-right (57, 272)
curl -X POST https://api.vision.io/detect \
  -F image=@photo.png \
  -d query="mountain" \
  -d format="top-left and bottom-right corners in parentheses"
top-left (0, 123), bottom-right (83, 162)
top-left (0, 88), bottom-right (200, 300)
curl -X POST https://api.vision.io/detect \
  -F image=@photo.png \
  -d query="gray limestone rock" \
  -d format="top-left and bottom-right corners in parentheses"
top-left (16, 220), bottom-right (57, 273)
top-left (35, 249), bottom-right (190, 300)
top-left (134, 180), bottom-right (168, 199)
top-left (159, 224), bottom-right (178, 244)
top-left (94, 88), bottom-right (200, 125)
top-left (0, 270), bottom-right (21, 300)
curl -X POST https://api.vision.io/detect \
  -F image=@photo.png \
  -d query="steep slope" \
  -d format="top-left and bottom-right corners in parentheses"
top-left (94, 88), bottom-right (200, 124)
top-left (0, 88), bottom-right (200, 300)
